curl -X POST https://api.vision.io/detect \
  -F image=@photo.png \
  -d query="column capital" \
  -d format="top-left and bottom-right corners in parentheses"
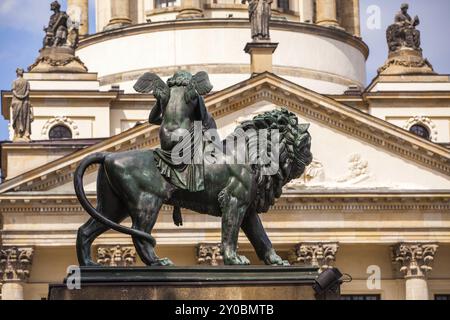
top-left (97, 245), bottom-right (136, 267)
top-left (196, 243), bottom-right (223, 266)
top-left (288, 242), bottom-right (339, 271)
top-left (392, 243), bottom-right (438, 278)
top-left (0, 247), bottom-right (34, 283)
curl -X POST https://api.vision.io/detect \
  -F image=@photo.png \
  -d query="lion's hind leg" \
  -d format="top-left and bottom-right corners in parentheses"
top-left (130, 193), bottom-right (174, 266)
top-left (76, 165), bottom-right (127, 266)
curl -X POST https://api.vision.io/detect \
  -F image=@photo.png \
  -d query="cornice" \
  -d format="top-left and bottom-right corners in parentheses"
top-left (98, 63), bottom-right (362, 89)
top-left (0, 192), bottom-right (449, 214)
top-left (0, 73), bottom-right (448, 194)
top-left (1, 90), bottom-right (118, 120)
top-left (78, 19), bottom-right (369, 59)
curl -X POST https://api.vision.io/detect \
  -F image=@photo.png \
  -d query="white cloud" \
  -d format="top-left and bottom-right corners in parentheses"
top-left (0, 0), bottom-right (15, 14)
top-left (0, 0), bottom-right (58, 34)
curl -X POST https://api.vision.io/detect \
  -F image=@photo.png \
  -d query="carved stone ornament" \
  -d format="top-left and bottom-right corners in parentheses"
top-left (403, 116), bottom-right (438, 142)
top-left (392, 243), bottom-right (438, 278)
top-left (97, 245), bottom-right (137, 267)
top-left (0, 247), bottom-right (34, 282)
top-left (41, 116), bottom-right (80, 138)
top-left (285, 159), bottom-right (325, 188)
top-left (337, 154), bottom-right (370, 184)
top-left (196, 243), bottom-right (224, 266)
top-left (288, 243), bottom-right (339, 272)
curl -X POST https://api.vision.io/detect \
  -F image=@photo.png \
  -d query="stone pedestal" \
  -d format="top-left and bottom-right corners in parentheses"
top-left (378, 48), bottom-right (435, 75)
top-left (48, 266), bottom-right (337, 300)
top-left (244, 42), bottom-right (278, 75)
top-left (28, 47), bottom-right (88, 74)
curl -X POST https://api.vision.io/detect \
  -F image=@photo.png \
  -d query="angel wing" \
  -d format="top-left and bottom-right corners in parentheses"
top-left (133, 72), bottom-right (170, 104)
top-left (191, 71), bottom-right (213, 96)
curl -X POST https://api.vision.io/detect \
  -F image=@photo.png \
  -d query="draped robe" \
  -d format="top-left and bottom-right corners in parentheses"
top-left (11, 77), bottom-right (33, 139)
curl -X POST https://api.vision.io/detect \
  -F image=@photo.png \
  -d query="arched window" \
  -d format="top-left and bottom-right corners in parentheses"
top-left (49, 125), bottom-right (73, 140)
top-left (409, 124), bottom-right (430, 140)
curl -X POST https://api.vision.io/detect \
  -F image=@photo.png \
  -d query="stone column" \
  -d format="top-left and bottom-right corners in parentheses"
top-left (105, 0), bottom-right (132, 30)
top-left (338, 0), bottom-right (360, 36)
top-left (392, 243), bottom-right (438, 300)
top-left (177, 0), bottom-right (204, 19)
top-left (97, 245), bottom-right (137, 267)
top-left (67, 0), bottom-right (89, 37)
top-left (0, 247), bottom-right (34, 300)
top-left (351, 0), bottom-right (360, 37)
top-left (315, 0), bottom-right (339, 27)
top-left (196, 243), bottom-right (224, 266)
top-left (288, 242), bottom-right (339, 272)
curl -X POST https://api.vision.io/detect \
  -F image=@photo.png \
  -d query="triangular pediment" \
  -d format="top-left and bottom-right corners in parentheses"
top-left (0, 72), bottom-right (449, 194)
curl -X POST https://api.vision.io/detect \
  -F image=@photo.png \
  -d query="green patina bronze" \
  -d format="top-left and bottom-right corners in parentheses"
top-left (74, 71), bottom-right (313, 267)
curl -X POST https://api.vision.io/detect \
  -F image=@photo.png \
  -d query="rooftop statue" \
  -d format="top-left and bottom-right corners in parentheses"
top-left (11, 68), bottom-right (33, 142)
top-left (242, 0), bottom-right (273, 41)
top-left (28, 1), bottom-right (86, 73)
top-left (43, 1), bottom-right (79, 50)
top-left (379, 3), bottom-right (434, 75)
top-left (387, 3), bottom-right (421, 53)
top-left (74, 72), bottom-right (313, 266)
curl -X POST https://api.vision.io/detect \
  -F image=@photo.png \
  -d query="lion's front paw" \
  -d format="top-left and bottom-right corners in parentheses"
top-left (224, 253), bottom-right (251, 265)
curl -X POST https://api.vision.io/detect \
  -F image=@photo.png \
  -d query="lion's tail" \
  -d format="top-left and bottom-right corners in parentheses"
top-left (74, 152), bottom-right (156, 247)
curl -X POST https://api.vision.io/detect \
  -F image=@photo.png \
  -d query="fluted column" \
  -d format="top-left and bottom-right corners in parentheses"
top-left (196, 243), bottom-right (224, 266)
top-left (67, 0), bottom-right (89, 37)
top-left (288, 242), bottom-right (339, 272)
top-left (300, 0), bottom-right (314, 23)
top-left (97, 245), bottom-right (137, 267)
top-left (392, 243), bottom-right (438, 300)
top-left (105, 0), bottom-right (132, 30)
top-left (0, 247), bottom-right (34, 300)
top-left (339, 0), bottom-right (360, 36)
top-left (315, 0), bottom-right (339, 27)
top-left (351, 0), bottom-right (360, 37)
top-left (177, 0), bottom-right (204, 19)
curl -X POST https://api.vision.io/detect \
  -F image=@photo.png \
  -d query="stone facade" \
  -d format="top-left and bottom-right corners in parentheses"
top-left (1, 1), bottom-right (450, 301)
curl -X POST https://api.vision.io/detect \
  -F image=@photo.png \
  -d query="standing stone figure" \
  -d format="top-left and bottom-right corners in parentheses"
top-left (387, 3), bottom-right (421, 52)
top-left (242, 0), bottom-right (273, 41)
top-left (11, 68), bottom-right (33, 142)
top-left (43, 1), bottom-right (76, 49)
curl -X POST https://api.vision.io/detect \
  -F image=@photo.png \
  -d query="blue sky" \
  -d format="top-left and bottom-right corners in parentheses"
top-left (0, 0), bottom-right (449, 140)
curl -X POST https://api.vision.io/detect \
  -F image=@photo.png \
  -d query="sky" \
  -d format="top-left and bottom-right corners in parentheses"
top-left (0, 0), bottom-right (449, 141)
